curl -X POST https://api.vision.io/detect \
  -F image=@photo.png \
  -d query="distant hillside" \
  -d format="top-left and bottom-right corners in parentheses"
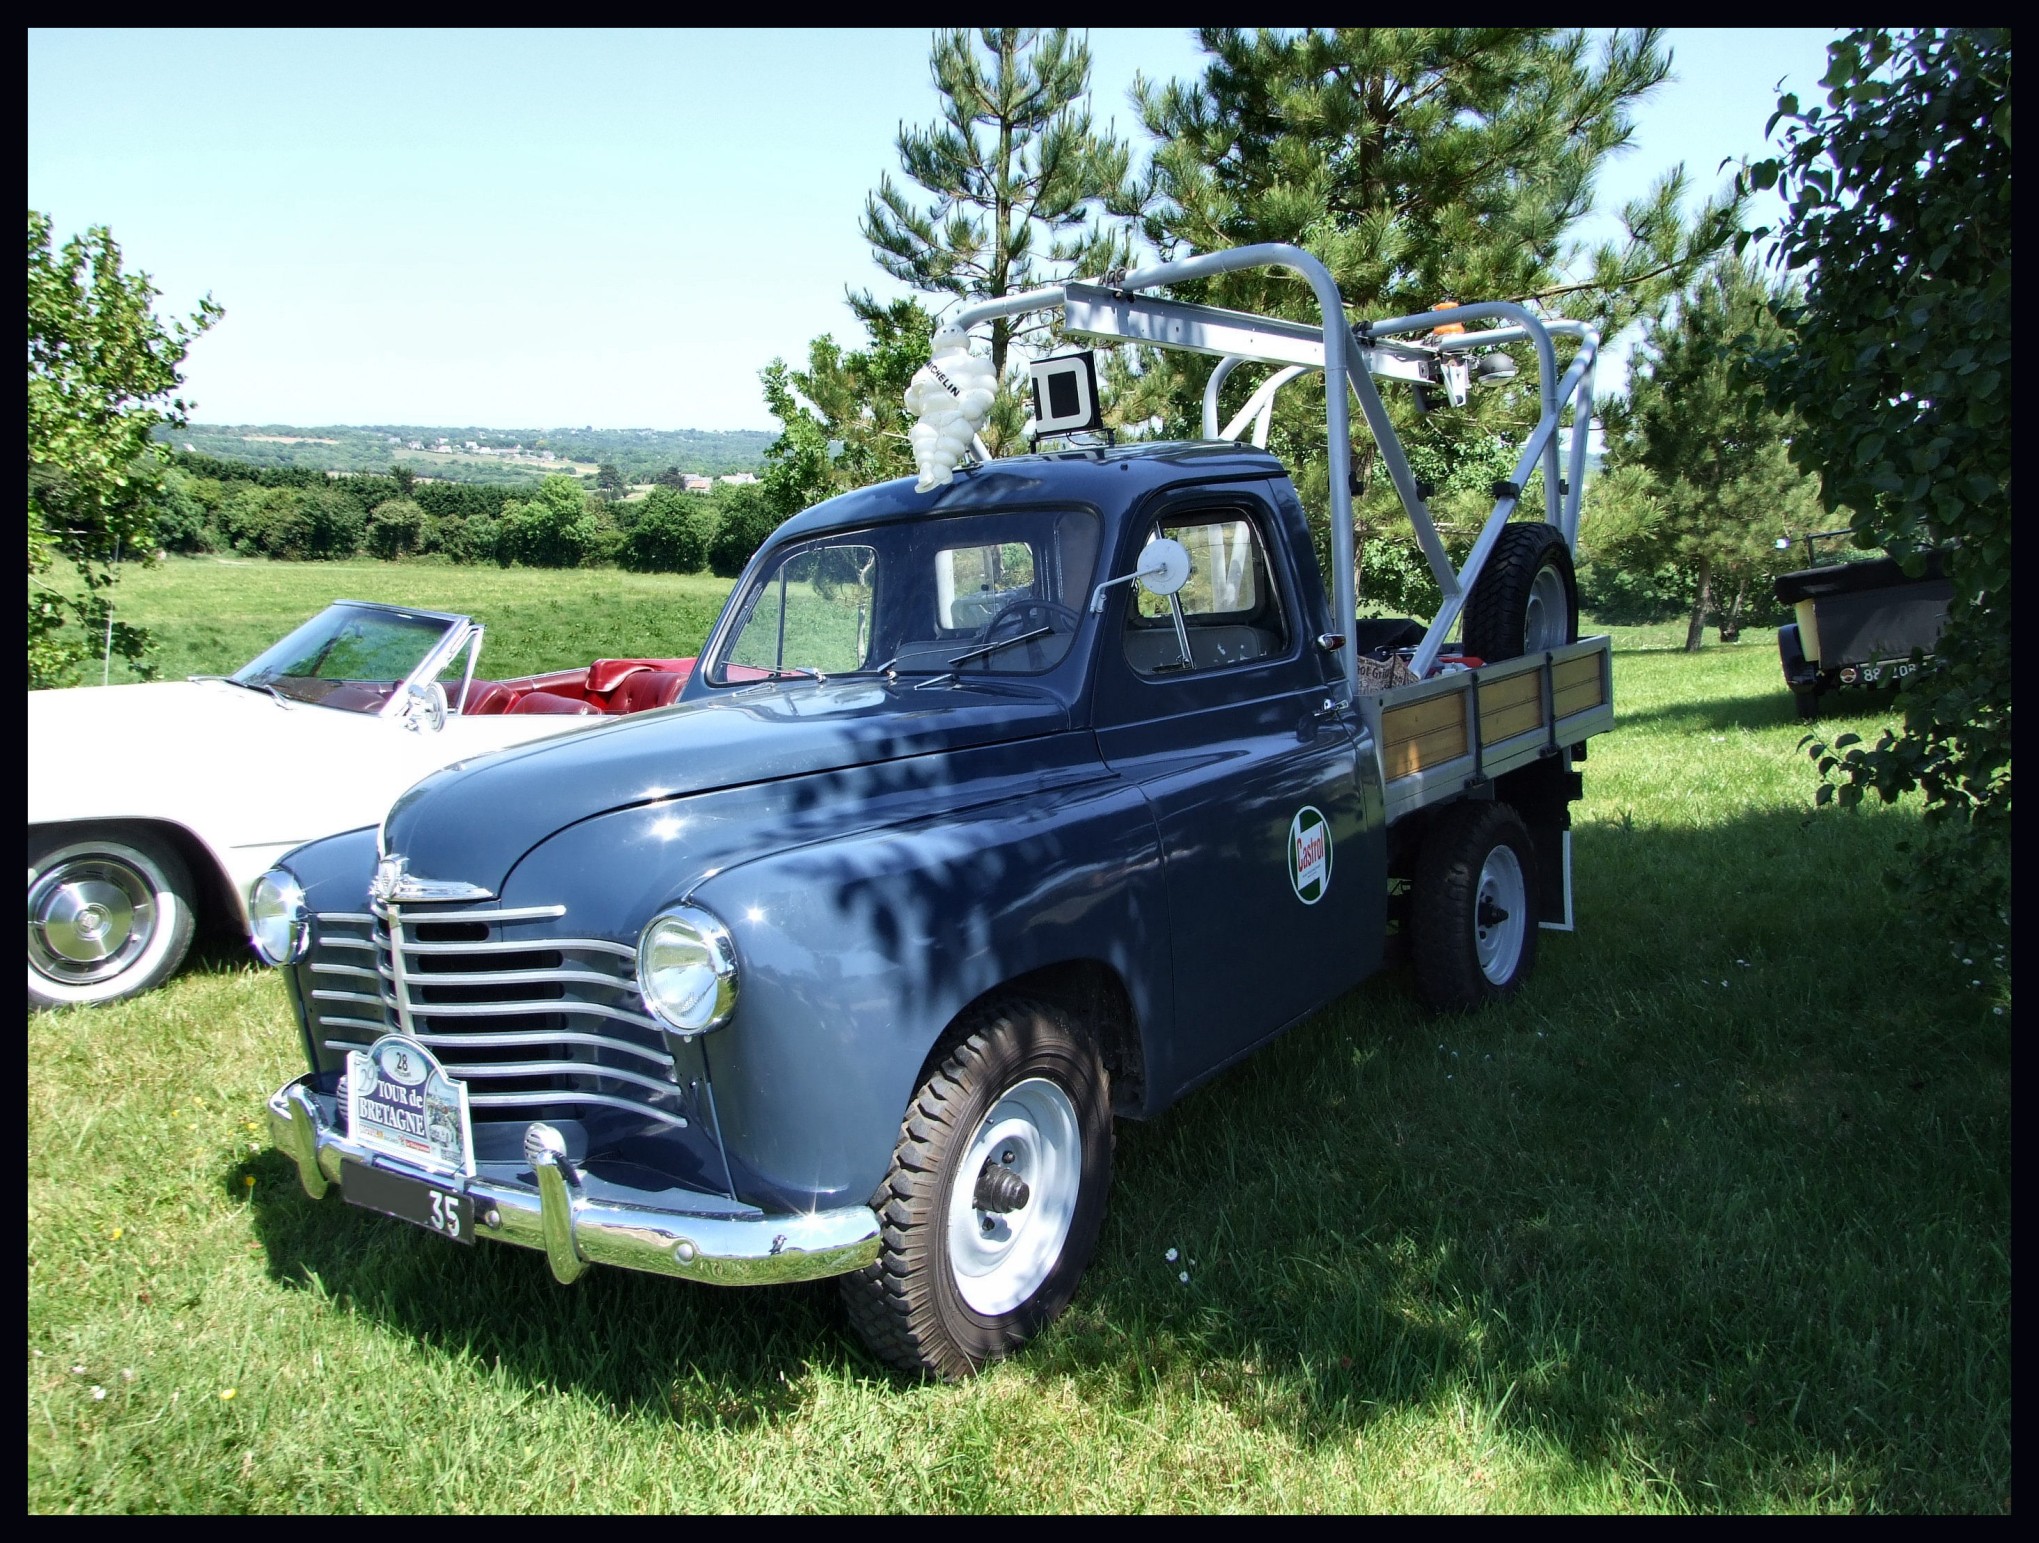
top-left (153, 423), bottom-right (779, 485)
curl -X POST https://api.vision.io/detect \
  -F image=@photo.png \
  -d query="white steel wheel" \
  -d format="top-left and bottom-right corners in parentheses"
top-left (1522, 563), bottom-right (1572, 654)
top-left (28, 833), bottom-right (197, 1009)
top-left (944, 1077), bottom-right (1083, 1316)
top-left (842, 996), bottom-right (1113, 1380)
top-left (1411, 800), bottom-right (1540, 1013)
top-left (1473, 844), bottom-right (1528, 987)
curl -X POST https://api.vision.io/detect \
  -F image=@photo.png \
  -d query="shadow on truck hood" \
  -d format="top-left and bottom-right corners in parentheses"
top-left (378, 678), bottom-right (1073, 892)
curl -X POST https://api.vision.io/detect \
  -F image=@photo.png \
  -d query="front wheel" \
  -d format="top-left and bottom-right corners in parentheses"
top-left (28, 830), bottom-right (198, 1010)
top-left (1410, 801), bottom-right (1540, 1013)
top-left (841, 996), bottom-right (1112, 1379)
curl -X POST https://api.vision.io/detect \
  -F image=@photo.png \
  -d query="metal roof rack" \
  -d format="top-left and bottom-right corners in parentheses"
top-left (950, 243), bottom-right (1600, 692)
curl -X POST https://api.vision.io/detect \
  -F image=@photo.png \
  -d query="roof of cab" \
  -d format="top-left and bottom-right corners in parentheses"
top-left (770, 440), bottom-right (1288, 544)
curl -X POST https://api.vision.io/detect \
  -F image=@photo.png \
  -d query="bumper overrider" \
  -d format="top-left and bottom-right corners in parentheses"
top-left (266, 1077), bottom-right (881, 1287)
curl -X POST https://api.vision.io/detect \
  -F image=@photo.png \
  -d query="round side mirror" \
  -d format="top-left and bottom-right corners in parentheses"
top-left (404, 680), bottom-right (448, 733)
top-left (1136, 538), bottom-right (1192, 598)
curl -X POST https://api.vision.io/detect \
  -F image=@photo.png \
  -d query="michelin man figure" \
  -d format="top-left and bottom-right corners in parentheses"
top-left (904, 324), bottom-right (998, 492)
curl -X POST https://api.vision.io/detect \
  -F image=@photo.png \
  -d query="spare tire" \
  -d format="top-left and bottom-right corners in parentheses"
top-left (1461, 523), bottom-right (1578, 662)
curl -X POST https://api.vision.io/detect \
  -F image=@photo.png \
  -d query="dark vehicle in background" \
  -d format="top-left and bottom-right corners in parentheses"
top-left (1774, 530), bottom-right (1951, 718)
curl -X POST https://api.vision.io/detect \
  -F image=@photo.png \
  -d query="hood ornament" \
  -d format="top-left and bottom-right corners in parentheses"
top-left (370, 853), bottom-right (495, 906)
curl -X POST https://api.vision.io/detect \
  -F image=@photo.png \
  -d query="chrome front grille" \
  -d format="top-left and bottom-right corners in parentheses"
top-left (306, 903), bottom-right (690, 1130)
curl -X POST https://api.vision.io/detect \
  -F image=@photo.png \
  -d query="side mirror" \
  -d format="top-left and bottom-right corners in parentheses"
top-left (1089, 537), bottom-right (1194, 614)
top-left (403, 680), bottom-right (448, 733)
top-left (1136, 538), bottom-right (1192, 598)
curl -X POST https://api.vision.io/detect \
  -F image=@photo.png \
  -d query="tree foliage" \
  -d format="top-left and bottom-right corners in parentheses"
top-left (620, 486), bottom-right (711, 574)
top-left (496, 475), bottom-right (606, 568)
top-left (1128, 28), bottom-right (1740, 618)
top-left (752, 293), bottom-right (936, 548)
top-left (1741, 29), bottom-right (2011, 960)
top-left (865, 27), bottom-right (1138, 449)
top-left (28, 212), bottom-right (220, 686)
top-left (1587, 257), bottom-right (1824, 649)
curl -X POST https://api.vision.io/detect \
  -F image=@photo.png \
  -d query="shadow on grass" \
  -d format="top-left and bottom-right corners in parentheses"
top-left (1617, 684), bottom-right (1905, 739)
top-left (237, 802), bottom-right (2007, 1510)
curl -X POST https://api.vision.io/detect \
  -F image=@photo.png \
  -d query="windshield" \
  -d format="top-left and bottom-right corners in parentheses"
top-left (231, 602), bottom-right (465, 712)
top-left (707, 508), bottom-right (1102, 686)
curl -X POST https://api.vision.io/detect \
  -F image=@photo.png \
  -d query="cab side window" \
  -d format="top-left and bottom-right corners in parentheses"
top-left (1123, 512), bottom-right (1290, 676)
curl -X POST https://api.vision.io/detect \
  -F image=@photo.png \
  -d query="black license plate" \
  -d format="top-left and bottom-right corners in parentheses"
top-left (341, 1159), bottom-right (473, 1244)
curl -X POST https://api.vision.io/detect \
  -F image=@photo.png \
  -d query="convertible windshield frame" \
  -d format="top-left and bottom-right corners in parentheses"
top-left (228, 600), bottom-right (480, 717)
top-left (703, 507), bottom-right (1104, 690)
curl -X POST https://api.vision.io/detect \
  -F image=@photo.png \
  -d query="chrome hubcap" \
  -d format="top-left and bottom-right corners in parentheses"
top-left (1523, 564), bottom-right (1570, 653)
top-left (1474, 845), bottom-right (1527, 986)
top-left (29, 858), bottom-right (155, 984)
top-left (946, 1078), bottom-right (1081, 1316)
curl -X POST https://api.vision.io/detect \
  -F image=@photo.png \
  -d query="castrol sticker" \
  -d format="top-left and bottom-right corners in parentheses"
top-left (1288, 806), bottom-right (1332, 905)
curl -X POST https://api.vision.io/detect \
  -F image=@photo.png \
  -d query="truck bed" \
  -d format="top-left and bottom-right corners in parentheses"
top-left (1365, 635), bottom-right (1613, 824)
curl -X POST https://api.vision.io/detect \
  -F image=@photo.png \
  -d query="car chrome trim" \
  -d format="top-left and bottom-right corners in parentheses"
top-left (266, 1077), bottom-right (880, 1286)
top-left (305, 903), bottom-right (690, 1132)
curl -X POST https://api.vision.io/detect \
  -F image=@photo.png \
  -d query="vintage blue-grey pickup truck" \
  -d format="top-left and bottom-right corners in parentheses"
top-left (257, 245), bottom-right (1614, 1377)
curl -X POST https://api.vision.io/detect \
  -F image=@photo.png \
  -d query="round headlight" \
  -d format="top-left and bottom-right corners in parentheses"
top-left (249, 868), bottom-right (309, 965)
top-left (636, 905), bottom-right (739, 1035)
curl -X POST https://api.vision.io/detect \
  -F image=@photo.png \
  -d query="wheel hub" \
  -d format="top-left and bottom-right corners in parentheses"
top-left (946, 1078), bottom-right (1082, 1316)
top-left (1473, 846), bottom-right (1528, 986)
top-left (29, 858), bottom-right (155, 984)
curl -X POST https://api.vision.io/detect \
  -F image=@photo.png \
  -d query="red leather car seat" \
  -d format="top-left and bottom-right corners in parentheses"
top-left (456, 681), bottom-right (516, 715)
top-left (607, 670), bottom-right (688, 714)
top-left (507, 691), bottom-right (599, 715)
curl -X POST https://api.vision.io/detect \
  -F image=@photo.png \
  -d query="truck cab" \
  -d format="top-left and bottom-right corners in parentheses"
top-left (257, 244), bottom-right (1614, 1378)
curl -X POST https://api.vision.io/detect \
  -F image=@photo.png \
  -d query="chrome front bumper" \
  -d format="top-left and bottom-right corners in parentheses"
top-left (266, 1078), bottom-right (881, 1287)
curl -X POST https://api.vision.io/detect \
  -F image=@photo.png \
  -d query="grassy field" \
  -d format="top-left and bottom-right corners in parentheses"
top-left (76, 556), bottom-right (736, 683)
top-left (28, 563), bottom-right (2010, 1513)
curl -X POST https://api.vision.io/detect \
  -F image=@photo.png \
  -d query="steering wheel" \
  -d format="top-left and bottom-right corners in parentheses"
top-left (981, 598), bottom-right (1082, 643)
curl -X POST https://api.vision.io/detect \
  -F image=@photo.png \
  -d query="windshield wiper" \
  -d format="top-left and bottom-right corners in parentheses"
top-left (944, 627), bottom-right (1052, 670)
top-left (197, 674), bottom-right (293, 707)
top-left (731, 666), bottom-right (826, 697)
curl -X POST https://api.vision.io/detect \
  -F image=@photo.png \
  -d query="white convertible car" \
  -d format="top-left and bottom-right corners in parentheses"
top-left (28, 599), bottom-right (698, 1008)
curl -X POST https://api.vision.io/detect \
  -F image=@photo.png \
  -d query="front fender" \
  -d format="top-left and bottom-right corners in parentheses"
top-left (688, 778), bottom-right (1168, 1214)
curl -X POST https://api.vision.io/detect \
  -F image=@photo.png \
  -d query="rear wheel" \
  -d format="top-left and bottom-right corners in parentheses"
top-left (842, 996), bottom-right (1112, 1379)
top-left (1411, 802), bottom-right (1539, 1012)
top-left (1462, 523), bottom-right (1577, 662)
top-left (28, 829), bottom-right (197, 1009)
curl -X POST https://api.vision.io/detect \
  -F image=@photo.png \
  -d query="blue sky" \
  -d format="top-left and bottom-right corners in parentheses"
top-left (28, 28), bottom-right (1839, 431)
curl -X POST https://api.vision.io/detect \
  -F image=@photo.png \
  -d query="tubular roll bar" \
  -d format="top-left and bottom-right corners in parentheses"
top-left (949, 245), bottom-right (1599, 692)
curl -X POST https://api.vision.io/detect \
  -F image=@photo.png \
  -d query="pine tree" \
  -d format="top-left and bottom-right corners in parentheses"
top-left (1588, 257), bottom-right (1824, 650)
top-left (1128, 29), bottom-right (1738, 615)
top-left (863, 28), bottom-right (1138, 448)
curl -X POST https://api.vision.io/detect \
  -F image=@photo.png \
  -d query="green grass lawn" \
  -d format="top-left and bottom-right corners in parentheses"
top-left (28, 565), bottom-right (2010, 1513)
top-left (73, 555), bottom-right (736, 684)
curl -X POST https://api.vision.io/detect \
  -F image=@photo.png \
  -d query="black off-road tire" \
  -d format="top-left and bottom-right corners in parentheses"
top-left (1411, 801), bottom-right (1540, 1013)
top-left (28, 827), bottom-right (199, 1010)
top-left (841, 996), bottom-right (1113, 1380)
top-left (1461, 523), bottom-right (1578, 663)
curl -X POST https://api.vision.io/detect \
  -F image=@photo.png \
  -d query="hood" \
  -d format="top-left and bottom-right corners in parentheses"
top-left (380, 678), bottom-right (1073, 892)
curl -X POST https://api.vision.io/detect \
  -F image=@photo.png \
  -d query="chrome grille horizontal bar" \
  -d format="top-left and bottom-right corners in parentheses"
top-left (393, 996), bottom-right (664, 1032)
top-left (311, 988), bottom-right (385, 1008)
top-left (371, 902), bottom-right (566, 925)
top-left (405, 1027), bottom-right (670, 1068)
top-left (393, 936), bottom-right (635, 959)
top-left (466, 1089), bottom-right (691, 1128)
top-left (311, 962), bottom-right (378, 981)
top-left (376, 962), bottom-right (639, 993)
top-left (439, 1059), bottom-right (681, 1099)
